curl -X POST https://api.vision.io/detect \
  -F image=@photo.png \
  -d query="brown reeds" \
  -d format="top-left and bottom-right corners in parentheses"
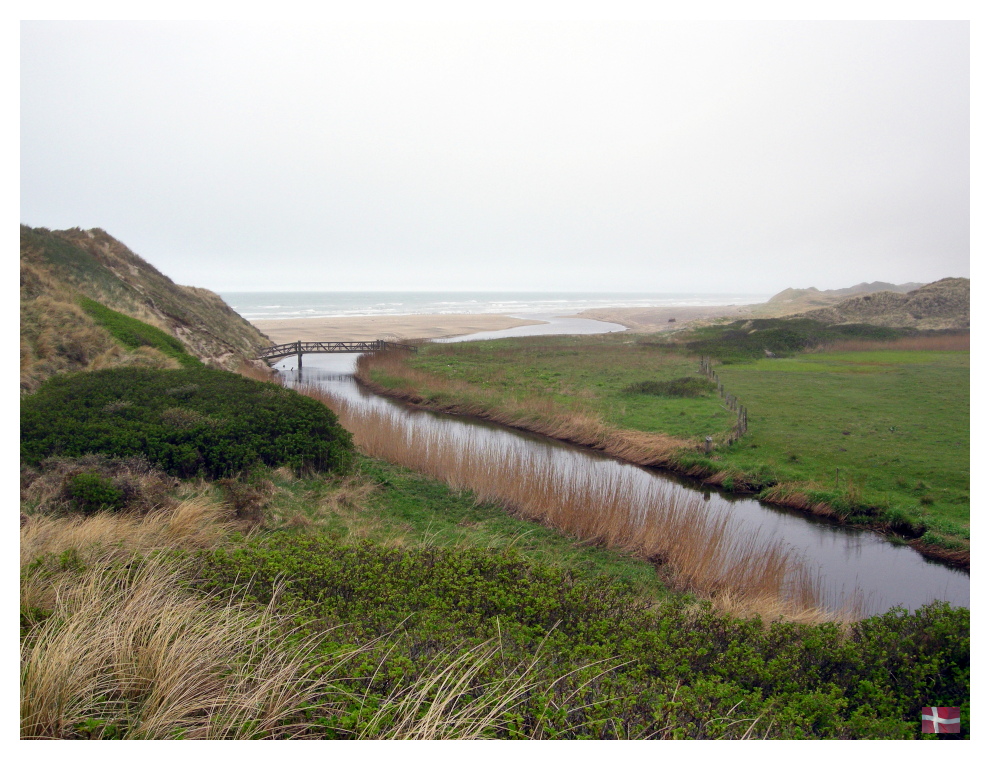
top-left (355, 351), bottom-right (687, 466)
top-left (297, 383), bottom-right (854, 623)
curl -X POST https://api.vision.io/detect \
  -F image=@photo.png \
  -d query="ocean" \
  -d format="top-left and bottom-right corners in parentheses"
top-left (219, 291), bottom-right (770, 321)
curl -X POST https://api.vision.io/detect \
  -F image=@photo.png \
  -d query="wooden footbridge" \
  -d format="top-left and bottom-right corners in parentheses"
top-left (258, 340), bottom-right (416, 369)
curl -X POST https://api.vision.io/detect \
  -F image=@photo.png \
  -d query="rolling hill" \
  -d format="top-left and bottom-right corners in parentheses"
top-left (20, 225), bottom-right (272, 392)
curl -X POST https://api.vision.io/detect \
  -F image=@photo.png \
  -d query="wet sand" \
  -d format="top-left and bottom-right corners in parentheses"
top-left (251, 314), bottom-right (548, 344)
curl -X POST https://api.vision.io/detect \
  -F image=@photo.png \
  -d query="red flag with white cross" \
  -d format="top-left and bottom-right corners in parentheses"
top-left (922, 707), bottom-right (960, 734)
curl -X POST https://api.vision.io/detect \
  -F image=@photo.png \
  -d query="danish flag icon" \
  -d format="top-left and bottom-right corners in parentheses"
top-left (922, 706), bottom-right (960, 733)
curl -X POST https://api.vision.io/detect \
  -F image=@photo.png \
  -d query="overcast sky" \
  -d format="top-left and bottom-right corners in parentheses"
top-left (20, 19), bottom-right (970, 293)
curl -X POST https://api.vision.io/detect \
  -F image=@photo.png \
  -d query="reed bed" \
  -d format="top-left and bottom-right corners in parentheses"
top-left (298, 383), bottom-right (853, 623)
top-left (355, 350), bottom-right (686, 466)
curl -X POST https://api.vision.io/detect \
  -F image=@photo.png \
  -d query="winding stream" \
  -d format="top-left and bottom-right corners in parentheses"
top-left (275, 316), bottom-right (969, 617)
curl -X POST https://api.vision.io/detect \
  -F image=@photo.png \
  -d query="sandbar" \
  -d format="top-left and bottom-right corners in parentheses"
top-left (573, 304), bottom-right (758, 332)
top-left (251, 314), bottom-right (548, 344)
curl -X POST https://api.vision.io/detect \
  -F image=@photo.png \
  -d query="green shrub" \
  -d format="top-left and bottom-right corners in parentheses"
top-left (195, 534), bottom-right (969, 739)
top-left (21, 367), bottom-right (354, 479)
top-left (22, 455), bottom-right (180, 516)
top-left (623, 376), bottom-right (714, 398)
top-left (66, 471), bottom-right (125, 514)
top-left (684, 319), bottom-right (906, 363)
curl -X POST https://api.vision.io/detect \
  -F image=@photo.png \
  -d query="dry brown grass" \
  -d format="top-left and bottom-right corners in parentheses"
top-left (355, 641), bottom-right (558, 740)
top-left (319, 475), bottom-right (378, 516)
top-left (299, 384), bottom-right (852, 623)
top-left (21, 555), bottom-right (336, 739)
top-left (234, 359), bottom-right (280, 383)
top-left (19, 259), bottom-right (183, 392)
top-left (88, 344), bottom-right (181, 371)
top-left (20, 497), bottom-right (232, 572)
top-left (20, 285), bottom-right (118, 392)
top-left (21, 455), bottom-right (181, 516)
top-left (19, 499), bottom-right (345, 739)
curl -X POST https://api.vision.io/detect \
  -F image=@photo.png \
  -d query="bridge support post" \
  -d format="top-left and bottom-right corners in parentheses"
top-left (296, 341), bottom-right (302, 371)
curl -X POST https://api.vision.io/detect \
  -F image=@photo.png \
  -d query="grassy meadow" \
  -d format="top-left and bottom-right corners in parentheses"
top-left (388, 334), bottom-right (738, 440)
top-left (358, 330), bottom-right (969, 562)
top-left (713, 348), bottom-right (968, 548)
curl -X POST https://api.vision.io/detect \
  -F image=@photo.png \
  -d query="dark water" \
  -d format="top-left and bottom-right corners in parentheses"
top-left (274, 326), bottom-right (969, 616)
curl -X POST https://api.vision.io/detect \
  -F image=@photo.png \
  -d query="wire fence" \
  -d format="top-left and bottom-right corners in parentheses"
top-left (699, 357), bottom-right (748, 447)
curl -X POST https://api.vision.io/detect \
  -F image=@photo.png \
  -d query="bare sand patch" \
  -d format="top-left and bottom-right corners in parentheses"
top-left (252, 314), bottom-right (548, 344)
top-left (573, 304), bottom-right (758, 332)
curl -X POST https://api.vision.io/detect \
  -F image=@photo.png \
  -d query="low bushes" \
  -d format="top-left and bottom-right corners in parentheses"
top-left (21, 454), bottom-right (180, 516)
top-left (21, 367), bottom-right (354, 479)
top-left (197, 534), bottom-right (970, 739)
top-left (64, 471), bottom-right (125, 514)
top-left (682, 319), bottom-right (906, 363)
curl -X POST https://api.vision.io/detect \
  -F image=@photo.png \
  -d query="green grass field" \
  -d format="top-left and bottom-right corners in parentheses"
top-left (388, 335), bottom-right (968, 555)
top-left (407, 335), bottom-right (738, 440)
top-left (715, 350), bottom-right (969, 544)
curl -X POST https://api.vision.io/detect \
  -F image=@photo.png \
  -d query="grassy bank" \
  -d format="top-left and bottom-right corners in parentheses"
top-left (356, 337), bottom-right (720, 467)
top-left (355, 332), bottom-right (969, 564)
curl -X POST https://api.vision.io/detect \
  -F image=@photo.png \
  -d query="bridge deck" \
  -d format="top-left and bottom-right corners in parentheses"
top-left (258, 339), bottom-right (416, 363)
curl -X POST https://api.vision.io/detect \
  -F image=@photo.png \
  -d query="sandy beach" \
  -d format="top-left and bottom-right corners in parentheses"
top-left (252, 304), bottom-right (763, 345)
top-left (251, 314), bottom-right (548, 344)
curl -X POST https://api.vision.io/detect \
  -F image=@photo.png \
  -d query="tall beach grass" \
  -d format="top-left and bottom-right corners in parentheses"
top-left (20, 498), bottom-right (561, 739)
top-left (20, 499), bottom-right (336, 739)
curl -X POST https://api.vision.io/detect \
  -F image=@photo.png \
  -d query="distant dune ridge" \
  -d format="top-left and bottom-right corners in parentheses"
top-left (20, 225), bottom-right (272, 391)
top-left (760, 281), bottom-right (925, 313)
top-left (793, 278), bottom-right (970, 329)
top-left (577, 278), bottom-right (969, 332)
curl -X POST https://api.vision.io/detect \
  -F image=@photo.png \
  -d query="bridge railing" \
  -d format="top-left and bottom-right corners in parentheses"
top-left (258, 339), bottom-right (417, 361)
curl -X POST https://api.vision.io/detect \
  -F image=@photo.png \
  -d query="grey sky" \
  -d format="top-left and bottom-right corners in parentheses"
top-left (20, 20), bottom-right (970, 293)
